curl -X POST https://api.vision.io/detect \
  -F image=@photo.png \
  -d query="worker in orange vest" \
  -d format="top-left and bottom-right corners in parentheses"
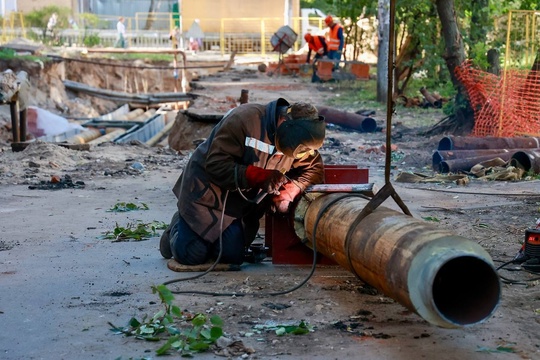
top-left (324, 15), bottom-right (344, 70)
top-left (304, 33), bottom-right (328, 83)
top-left (304, 33), bottom-right (328, 63)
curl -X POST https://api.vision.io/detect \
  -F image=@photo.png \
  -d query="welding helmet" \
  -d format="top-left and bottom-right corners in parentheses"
top-left (275, 102), bottom-right (326, 159)
top-left (325, 15), bottom-right (333, 26)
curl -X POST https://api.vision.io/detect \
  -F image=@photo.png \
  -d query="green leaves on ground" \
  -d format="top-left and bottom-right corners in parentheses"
top-left (109, 285), bottom-right (224, 357)
top-left (422, 216), bottom-right (440, 222)
top-left (476, 344), bottom-right (516, 353)
top-left (253, 320), bottom-right (313, 336)
top-left (107, 202), bottom-right (149, 212)
top-left (101, 221), bottom-right (167, 241)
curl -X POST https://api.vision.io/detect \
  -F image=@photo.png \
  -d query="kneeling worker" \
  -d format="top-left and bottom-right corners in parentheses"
top-left (160, 98), bottom-right (326, 266)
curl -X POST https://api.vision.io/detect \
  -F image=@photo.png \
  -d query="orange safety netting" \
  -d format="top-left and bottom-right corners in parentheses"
top-left (456, 60), bottom-right (540, 137)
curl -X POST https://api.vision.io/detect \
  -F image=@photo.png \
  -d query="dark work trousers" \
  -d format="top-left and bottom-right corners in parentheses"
top-left (328, 50), bottom-right (342, 70)
top-left (311, 54), bottom-right (324, 83)
top-left (170, 213), bottom-right (245, 265)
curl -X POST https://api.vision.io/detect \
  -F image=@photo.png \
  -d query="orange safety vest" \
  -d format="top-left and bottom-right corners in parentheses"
top-left (327, 23), bottom-right (343, 51)
top-left (309, 36), bottom-right (325, 55)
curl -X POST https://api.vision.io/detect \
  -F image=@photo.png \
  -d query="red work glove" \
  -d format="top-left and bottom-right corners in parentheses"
top-left (271, 181), bottom-right (302, 213)
top-left (245, 165), bottom-right (287, 195)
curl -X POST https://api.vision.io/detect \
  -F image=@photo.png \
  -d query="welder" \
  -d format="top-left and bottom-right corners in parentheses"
top-left (160, 98), bottom-right (326, 266)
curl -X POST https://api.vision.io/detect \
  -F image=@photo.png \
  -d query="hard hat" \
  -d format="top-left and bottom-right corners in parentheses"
top-left (276, 102), bottom-right (326, 159)
top-left (304, 33), bottom-right (312, 42)
top-left (325, 15), bottom-right (333, 26)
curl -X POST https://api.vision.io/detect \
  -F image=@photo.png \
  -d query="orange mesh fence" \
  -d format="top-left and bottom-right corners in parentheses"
top-left (456, 60), bottom-right (540, 137)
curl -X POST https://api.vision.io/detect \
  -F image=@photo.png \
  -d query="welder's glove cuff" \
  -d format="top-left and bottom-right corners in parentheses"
top-left (245, 165), bottom-right (287, 195)
top-left (271, 182), bottom-right (302, 213)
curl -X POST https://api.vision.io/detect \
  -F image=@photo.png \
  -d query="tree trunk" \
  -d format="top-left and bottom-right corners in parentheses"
top-left (377, 0), bottom-right (390, 103)
top-left (487, 48), bottom-right (500, 75)
top-left (425, 0), bottom-right (474, 136)
top-left (144, 0), bottom-right (161, 30)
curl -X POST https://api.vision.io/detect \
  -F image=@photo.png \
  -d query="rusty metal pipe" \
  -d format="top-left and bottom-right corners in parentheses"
top-left (419, 87), bottom-right (442, 108)
top-left (510, 150), bottom-right (540, 174)
top-left (433, 149), bottom-right (527, 170)
top-left (294, 193), bottom-right (501, 328)
top-left (317, 106), bottom-right (378, 133)
top-left (439, 153), bottom-right (514, 173)
top-left (438, 135), bottom-right (540, 151)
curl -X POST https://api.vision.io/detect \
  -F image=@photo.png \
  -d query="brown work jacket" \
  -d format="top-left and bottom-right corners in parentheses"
top-left (172, 98), bottom-right (324, 243)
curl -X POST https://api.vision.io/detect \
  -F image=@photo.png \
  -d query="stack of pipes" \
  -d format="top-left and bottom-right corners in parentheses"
top-left (433, 135), bottom-right (540, 174)
top-left (66, 108), bottom-right (159, 145)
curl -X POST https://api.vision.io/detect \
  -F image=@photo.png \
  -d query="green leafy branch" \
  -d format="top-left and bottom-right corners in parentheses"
top-left (253, 320), bottom-right (313, 336)
top-left (101, 221), bottom-right (167, 242)
top-left (109, 285), bottom-right (224, 357)
top-left (107, 202), bottom-right (149, 212)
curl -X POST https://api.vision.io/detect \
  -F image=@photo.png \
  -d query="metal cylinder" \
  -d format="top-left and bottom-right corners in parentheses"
top-left (317, 106), bottom-right (378, 133)
top-left (88, 129), bottom-right (127, 145)
top-left (439, 153), bottom-right (513, 173)
top-left (438, 135), bottom-right (540, 151)
top-left (510, 150), bottom-right (540, 174)
top-left (432, 149), bottom-right (525, 170)
top-left (294, 193), bottom-right (501, 328)
top-left (65, 128), bottom-right (103, 144)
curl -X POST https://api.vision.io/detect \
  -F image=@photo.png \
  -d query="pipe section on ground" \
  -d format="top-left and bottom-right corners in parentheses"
top-left (432, 149), bottom-right (527, 170)
top-left (510, 150), bottom-right (540, 174)
top-left (317, 106), bottom-right (378, 133)
top-left (294, 193), bottom-right (501, 328)
top-left (438, 136), bottom-right (540, 151)
top-left (439, 153), bottom-right (514, 173)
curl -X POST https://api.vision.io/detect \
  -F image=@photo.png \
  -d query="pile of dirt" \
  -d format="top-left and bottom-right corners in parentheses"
top-left (0, 141), bottom-right (185, 186)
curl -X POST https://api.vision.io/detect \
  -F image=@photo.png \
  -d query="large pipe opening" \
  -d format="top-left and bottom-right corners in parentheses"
top-left (432, 256), bottom-right (501, 325)
top-left (437, 136), bottom-right (454, 150)
top-left (510, 151), bottom-right (532, 172)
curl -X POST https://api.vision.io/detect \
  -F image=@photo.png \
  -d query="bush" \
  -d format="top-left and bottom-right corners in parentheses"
top-left (24, 5), bottom-right (70, 29)
top-left (83, 32), bottom-right (101, 47)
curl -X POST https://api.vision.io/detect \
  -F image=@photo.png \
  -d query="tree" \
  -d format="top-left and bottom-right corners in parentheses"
top-left (424, 0), bottom-right (475, 135)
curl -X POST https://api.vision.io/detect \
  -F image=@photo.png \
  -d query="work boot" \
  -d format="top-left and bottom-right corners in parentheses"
top-left (159, 211), bottom-right (179, 259)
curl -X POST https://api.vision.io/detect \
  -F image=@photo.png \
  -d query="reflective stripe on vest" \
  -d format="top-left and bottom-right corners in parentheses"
top-left (328, 23), bottom-right (342, 51)
top-left (245, 137), bottom-right (275, 154)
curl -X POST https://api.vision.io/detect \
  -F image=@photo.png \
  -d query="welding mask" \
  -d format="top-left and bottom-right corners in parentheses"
top-left (275, 102), bottom-right (326, 159)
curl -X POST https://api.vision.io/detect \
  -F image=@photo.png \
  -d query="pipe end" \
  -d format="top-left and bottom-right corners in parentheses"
top-left (432, 256), bottom-right (501, 326)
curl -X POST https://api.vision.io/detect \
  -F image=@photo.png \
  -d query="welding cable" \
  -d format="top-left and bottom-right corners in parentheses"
top-left (233, 164), bottom-right (263, 204)
top-left (163, 171), bottom-right (318, 296)
top-left (494, 259), bottom-right (540, 285)
top-left (164, 192), bottom-right (368, 297)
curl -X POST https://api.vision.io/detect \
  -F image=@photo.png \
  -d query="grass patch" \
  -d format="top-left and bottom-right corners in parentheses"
top-left (0, 48), bottom-right (50, 63)
top-left (105, 53), bottom-right (175, 62)
top-left (324, 79), bottom-right (383, 112)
